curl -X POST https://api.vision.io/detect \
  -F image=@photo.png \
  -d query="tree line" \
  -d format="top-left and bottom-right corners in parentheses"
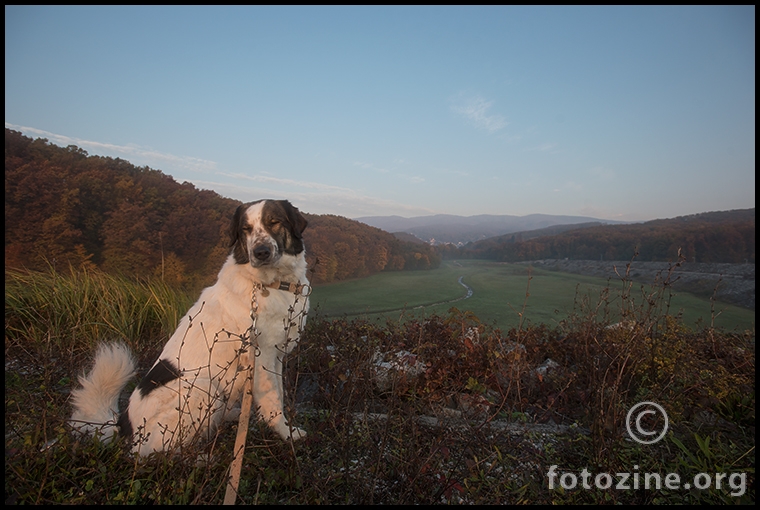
top-left (5, 127), bottom-right (750, 285)
top-left (4, 129), bottom-right (439, 288)
top-left (440, 208), bottom-right (755, 264)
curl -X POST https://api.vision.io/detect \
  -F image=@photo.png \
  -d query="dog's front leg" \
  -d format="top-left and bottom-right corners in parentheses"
top-left (218, 349), bottom-right (253, 423)
top-left (253, 347), bottom-right (305, 441)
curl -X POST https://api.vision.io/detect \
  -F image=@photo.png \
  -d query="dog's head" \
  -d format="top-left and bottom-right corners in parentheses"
top-left (229, 199), bottom-right (308, 267)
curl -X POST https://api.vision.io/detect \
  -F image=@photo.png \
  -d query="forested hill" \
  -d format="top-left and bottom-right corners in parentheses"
top-left (450, 208), bottom-right (755, 263)
top-left (4, 128), bottom-right (439, 287)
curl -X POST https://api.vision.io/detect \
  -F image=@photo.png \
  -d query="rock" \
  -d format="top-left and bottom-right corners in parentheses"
top-left (533, 358), bottom-right (560, 381)
top-left (372, 349), bottom-right (426, 392)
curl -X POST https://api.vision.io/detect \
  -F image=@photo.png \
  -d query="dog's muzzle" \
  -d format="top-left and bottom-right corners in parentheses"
top-left (251, 242), bottom-right (277, 265)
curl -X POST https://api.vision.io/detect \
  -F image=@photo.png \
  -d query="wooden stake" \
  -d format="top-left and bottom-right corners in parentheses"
top-left (224, 358), bottom-right (256, 505)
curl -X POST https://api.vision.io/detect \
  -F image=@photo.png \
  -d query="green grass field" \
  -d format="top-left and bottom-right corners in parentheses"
top-left (311, 259), bottom-right (755, 332)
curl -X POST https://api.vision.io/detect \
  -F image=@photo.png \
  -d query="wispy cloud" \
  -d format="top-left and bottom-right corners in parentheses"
top-left (209, 172), bottom-right (435, 216)
top-left (5, 123), bottom-right (437, 218)
top-left (450, 93), bottom-right (507, 133)
top-left (217, 172), bottom-right (358, 193)
top-left (399, 174), bottom-right (425, 184)
top-left (196, 177), bottom-right (437, 218)
top-left (353, 160), bottom-right (389, 173)
top-left (5, 123), bottom-right (218, 173)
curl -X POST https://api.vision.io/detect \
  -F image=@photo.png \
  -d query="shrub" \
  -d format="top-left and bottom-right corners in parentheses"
top-left (5, 263), bottom-right (754, 504)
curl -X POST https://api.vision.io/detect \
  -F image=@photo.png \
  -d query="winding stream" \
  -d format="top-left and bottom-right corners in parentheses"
top-left (412, 275), bottom-right (472, 310)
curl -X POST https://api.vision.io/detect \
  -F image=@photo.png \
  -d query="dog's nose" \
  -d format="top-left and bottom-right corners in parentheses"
top-left (253, 245), bottom-right (272, 262)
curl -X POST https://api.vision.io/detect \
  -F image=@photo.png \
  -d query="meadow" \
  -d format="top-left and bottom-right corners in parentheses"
top-left (5, 263), bottom-right (755, 504)
top-left (311, 259), bottom-right (755, 333)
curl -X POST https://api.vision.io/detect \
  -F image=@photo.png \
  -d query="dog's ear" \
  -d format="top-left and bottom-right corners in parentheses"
top-left (229, 203), bottom-right (246, 247)
top-left (287, 203), bottom-right (308, 239)
top-left (229, 203), bottom-right (251, 264)
top-left (277, 200), bottom-right (308, 255)
top-left (275, 200), bottom-right (308, 239)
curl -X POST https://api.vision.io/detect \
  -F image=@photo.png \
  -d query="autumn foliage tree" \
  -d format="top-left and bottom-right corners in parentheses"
top-left (5, 129), bottom-right (439, 287)
top-left (456, 209), bottom-right (754, 264)
top-left (303, 214), bottom-right (440, 284)
top-left (8, 128), bottom-right (748, 284)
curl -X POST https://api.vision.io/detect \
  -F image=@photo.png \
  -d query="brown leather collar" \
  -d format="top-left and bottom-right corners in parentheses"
top-left (256, 280), bottom-right (311, 297)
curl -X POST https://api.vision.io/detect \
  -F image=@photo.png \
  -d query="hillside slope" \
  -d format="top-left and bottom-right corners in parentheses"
top-left (4, 128), bottom-right (438, 286)
top-left (458, 209), bottom-right (755, 264)
top-left (356, 213), bottom-right (627, 245)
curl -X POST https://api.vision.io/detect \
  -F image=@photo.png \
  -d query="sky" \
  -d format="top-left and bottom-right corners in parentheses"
top-left (5, 5), bottom-right (755, 221)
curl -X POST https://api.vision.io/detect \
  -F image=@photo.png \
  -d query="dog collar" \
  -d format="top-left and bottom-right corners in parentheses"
top-left (255, 280), bottom-right (311, 297)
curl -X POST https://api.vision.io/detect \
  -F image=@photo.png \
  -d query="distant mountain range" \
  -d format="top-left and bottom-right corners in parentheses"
top-left (355, 213), bottom-right (631, 245)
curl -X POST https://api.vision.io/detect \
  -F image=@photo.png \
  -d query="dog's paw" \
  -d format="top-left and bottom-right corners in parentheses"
top-left (274, 422), bottom-right (306, 441)
top-left (288, 427), bottom-right (307, 441)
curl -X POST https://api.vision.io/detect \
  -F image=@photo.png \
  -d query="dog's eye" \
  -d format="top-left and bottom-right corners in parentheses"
top-left (242, 225), bottom-right (253, 232)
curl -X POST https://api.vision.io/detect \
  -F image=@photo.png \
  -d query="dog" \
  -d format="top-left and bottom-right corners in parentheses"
top-left (70, 199), bottom-right (310, 455)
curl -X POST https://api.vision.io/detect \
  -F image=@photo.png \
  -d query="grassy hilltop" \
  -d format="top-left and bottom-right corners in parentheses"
top-left (5, 261), bottom-right (755, 504)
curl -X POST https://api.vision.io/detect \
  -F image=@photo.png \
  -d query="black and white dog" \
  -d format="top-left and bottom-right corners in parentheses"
top-left (70, 200), bottom-right (310, 455)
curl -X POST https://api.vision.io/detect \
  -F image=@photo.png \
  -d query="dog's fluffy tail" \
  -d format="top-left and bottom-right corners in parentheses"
top-left (69, 343), bottom-right (136, 442)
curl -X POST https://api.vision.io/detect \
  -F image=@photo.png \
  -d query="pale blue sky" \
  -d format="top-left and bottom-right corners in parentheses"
top-left (5, 5), bottom-right (755, 220)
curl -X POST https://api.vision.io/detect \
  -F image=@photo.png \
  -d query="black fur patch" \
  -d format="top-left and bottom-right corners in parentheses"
top-left (137, 359), bottom-right (182, 397)
top-left (229, 200), bottom-right (262, 264)
top-left (117, 408), bottom-right (133, 438)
